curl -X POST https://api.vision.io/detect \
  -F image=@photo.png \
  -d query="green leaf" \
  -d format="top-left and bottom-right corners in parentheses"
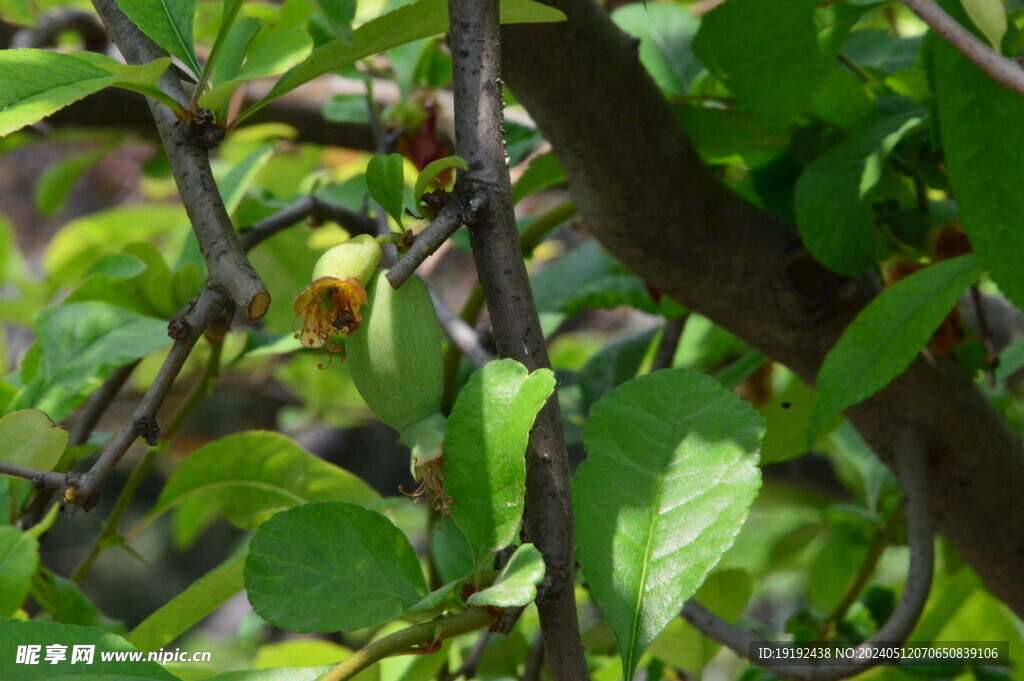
top-left (45, 203), bottom-right (188, 282)
top-left (245, 501), bottom-right (428, 633)
top-left (930, 2), bottom-right (1024, 311)
top-left (692, 0), bottom-right (865, 126)
top-left (115, 0), bottom-right (201, 77)
top-left (676, 107), bottom-right (792, 161)
top-left (0, 409), bottom-right (68, 473)
top-left (201, 28), bottom-right (314, 114)
top-left (238, 0), bottom-right (566, 123)
top-left (962, 0), bottom-right (1006, 52)
top-left (414, 155), bottom-right (467, 202)
top-left (35, 147), bottom-right (112, 216)
top-left (574, 368), bottom-right (763, 680)
top-left (467, 543), bottom-right (545, 608)
top-left (66, 242), bottom-right (199, 318)
top-left (0, 50), bottom-right (176, 137)
top-left (200, 0), bottom-right (245, 90)
top-left (445, 359), bottom-right (555, 567)
top-left (612, 3), bottom-right (701, 96)
top-left (11, 303), bottom-right (172, 422)
top-left (315, 0), bottom-right (357, 42)
top-left (511, 152), bottom-right (566, 204)
top-left (809, 254), bottom-right (982, 439)
top-left (144, 430), bottom-right (379, 537)
top-left (0, 619), bottom-right (180, 680)
top-left (219, 144), bottom-right (275, 214)
top-left (576, 328), bottom-right (658, 414)
top-left (30, 567), bottom-right (123, 630)
top-left (128, 550), bottom-right (245, 651)
top-left (366, 153), bottom-right (406, 228)
top-left (201, 669), bottom-right (333, 681)
top-left (210, 16), bottom-right (261, 86)
top-left (795, 110), bottom-right (924, 276)
top-left (0, 526), bottom-right (38, 617)
top-left (531, 241), bottom-right (657, 316)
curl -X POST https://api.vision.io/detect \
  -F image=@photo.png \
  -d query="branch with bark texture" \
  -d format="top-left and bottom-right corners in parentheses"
top-left (682, 433), bottom-right (934, 681)
top-left (901, 0), bottom-right (1024, 97)
top-left (445, 0), bottom-right (589, 678)
top-left (501, 0), bottom-right (1024, 617)
top-left (91, 0), bottom-right (269, 321)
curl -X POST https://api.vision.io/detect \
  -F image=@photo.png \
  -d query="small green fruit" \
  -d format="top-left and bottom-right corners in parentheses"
top-left (346, 270), bottom-right (444, 435)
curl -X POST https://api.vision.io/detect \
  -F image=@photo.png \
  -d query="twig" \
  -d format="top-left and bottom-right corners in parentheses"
top-left (442, 630), bottom-right (492, 681)
top-left (651, 316), bottom-right (688, 372)
top-left (900, 0), bottom-right (1024, 97)
top-left (969, 284), bottom-right (999, 387)
top-left (521, 632), bottom-right (545, 681)
top-left (69, 360), bottom-right (140, 446)
top-left (387, 199), bottom-right (476, 289)
top-left (0, 461), bottom-right (66, 490)
top-left (446, 1), bottom-right (589, 679)
top-left (71, 332), bottom-right (225, 582)
top-left (430, 286), bottom-right (494, 370)
top-left (238, 195), bottom-right (376, 250)
top-left (681, 433), bottom-right (934, 680)
top-left (320, 608), bottom-right (495, 681)
top-left (91, 0), bottom-right (270, 321)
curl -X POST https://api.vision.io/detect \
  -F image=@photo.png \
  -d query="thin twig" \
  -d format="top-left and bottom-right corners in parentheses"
top-left (320, 608), bottom-right (495, 681)
top-left (651, 316), bottom-right (688, 372)
top-left (442, 630), bottom-right (492, 681)
top-left (239, 195), bottom-right (376, 250)
top-left (387, 199), bottom-right (475, 289)
top-left (69, 360), bottom-right (140, 446)
top-left (681, 433), bottom-right (934, 680)
top-left (91, 0), bottom-right (269, 321)
top-left (447, 1), bottom-right (589, 678)
top-left (0, 461), bottom-right (66, 490)
top-left (900, 0), bottom-right (1024, 97)
top-left (430, 286), bottom-right (494, 370)
top-left (969, 284), bottom-right (999, 387)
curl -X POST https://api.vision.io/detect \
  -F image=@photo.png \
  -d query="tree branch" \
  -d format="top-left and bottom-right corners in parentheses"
top-left (90, 0), bottom-right (269, 321)
top-left (448, 1), bottom-right (589, 678)
top-left (238, 195), bottom-right (377, 250)
top-left (429, 286), bottom-right (494, 370)
top-left (681, 433), bottom-right (933, 681)
top-left (387, 198), bottom-right (477, 289)
top-left (900, 0), bottom-right (1024, 97)
top-left (501, 0), bottom-right (1024, 616)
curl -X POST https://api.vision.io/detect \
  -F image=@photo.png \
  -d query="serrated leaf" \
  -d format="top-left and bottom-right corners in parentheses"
top-left (445, 359), bottom-right (555, 567)
top-left (365, 153), bottom-right (406, 228)
top-left (129, 550), bottom-right (245, 651)
top-left (11, 303), bottom-right (172, 422)
top-left (115, 0), bottom-right (201, 77)
top-left (467, 543), bottom-right (545, 608)
top-left (612, 3), bottom-right (701, 96)
top-left (0, 527), bottom-right (38, 617)
top-left (0, 50), bottom-right (175, 137)
top-left (692, 0), bottom-right (865, 126)
top-left (316, 0), bottom-right (357, 42)
top-left (962, 0), bottom-right (1006, 52)
top-left (237, 0), bottom-right (566, 123)
top-left (511, 152), bottom-right (566, 204)
top-left (809, 254), bottom-right (982, 439)
top-left (574, 368), bottom-right (763, 680)
top-left (930, 1), bottom-right (1024, 311)
top-left (414, 155), bottom-right (467, 202)
top-left (201, 28), bottom-right (314, 113)
top-left (0, 619), bottom-right (180, 680)
top-left (144, 431), bottom-right (378, 537)
top-left (795, 110), bottom-right (924, 276)
top-left (245, 501), bottom-right (428, 633)
top-left (0, 409), bottom-right (68, 473)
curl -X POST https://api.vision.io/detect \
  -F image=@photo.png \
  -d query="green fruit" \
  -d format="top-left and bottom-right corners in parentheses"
top-left (346, 270), bottom-right (444, 434)
top-left (312, 234), bottom-right (381, 285)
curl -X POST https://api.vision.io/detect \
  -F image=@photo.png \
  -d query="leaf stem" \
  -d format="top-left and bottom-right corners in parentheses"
top-left (320, 608), bottom-right (495, 681)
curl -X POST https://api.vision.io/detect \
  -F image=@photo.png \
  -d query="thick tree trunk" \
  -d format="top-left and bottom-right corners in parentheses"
top-left (502, 0), bottom-right (1024, 617)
